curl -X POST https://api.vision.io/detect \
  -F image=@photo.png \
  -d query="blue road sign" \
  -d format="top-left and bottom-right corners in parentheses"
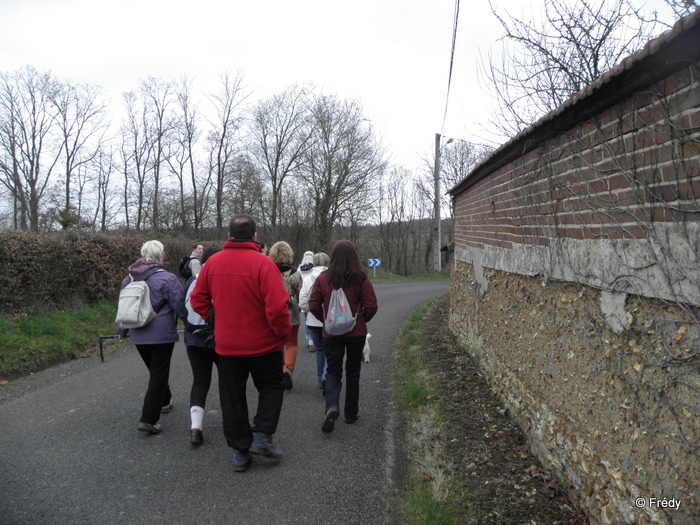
top-left (368, 259), bottom-right (382, 267)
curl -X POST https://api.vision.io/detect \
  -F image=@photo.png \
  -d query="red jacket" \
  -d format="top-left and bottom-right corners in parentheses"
top-left (308, 273), bottom-right (378, 337)
top-left (190, 240), bottom-right (291, 357)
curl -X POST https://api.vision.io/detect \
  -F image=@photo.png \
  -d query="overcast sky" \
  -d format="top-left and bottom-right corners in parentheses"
top-left (0, 0), bottom-right (675, 171)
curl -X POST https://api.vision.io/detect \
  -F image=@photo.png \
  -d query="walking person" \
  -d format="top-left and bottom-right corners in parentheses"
top-left (188, 243), bottom-right (204, 276)
top-left (179, 246), bottom-right (221, 446)
top-left (298, 250), bottom-right (315, 349)
top-left (299, 252), bottom-right (330, 391)
top-left (190, 215), bottom-right (291, 472)
top-left (268, 241), bottom-right (303, 390)
top-left (117, 240), bottom-right (182, 435)
top-left (309, 240), bottom-right (378, 434)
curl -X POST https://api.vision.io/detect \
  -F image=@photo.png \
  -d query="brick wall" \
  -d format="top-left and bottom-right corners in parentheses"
top-left (448, 12), bottom-right (699, 525)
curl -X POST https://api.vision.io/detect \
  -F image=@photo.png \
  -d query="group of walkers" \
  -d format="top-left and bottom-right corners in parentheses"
top-left (117, 214), bottom-right (378, 472)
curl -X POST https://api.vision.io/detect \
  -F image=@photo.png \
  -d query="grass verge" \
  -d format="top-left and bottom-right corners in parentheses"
top-left (0, 300), bottom-right (120, 381)
top-left (392, 298), bottom-right (459, 525)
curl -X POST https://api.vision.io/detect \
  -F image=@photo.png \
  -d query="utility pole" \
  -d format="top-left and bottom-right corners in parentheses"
top-left (434, 133), bottom-right (442, 272)
top-left (434, 133), bottom-right (453, 272)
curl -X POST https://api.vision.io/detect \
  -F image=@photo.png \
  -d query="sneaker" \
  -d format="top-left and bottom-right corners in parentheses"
top-left (232, 448), bottom-right (251, 472)
top-left (322, 407), bottom-right (339, 434)
top-left (161, 403), bottom-right (174, 414)
top-left (345, 414), bottom-right (359, 424)
top-left (250, 432), bottom-right (283, 459)
top-left (137, 422), bottom-right (162, 434)
top-left (282, 370), bottom-right (293, 390)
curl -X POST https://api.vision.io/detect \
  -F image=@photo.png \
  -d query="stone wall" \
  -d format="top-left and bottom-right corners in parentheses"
top-left (447, 12), bottom-right (700, 525)
top-left (449, 262), bottom-right (698, 524)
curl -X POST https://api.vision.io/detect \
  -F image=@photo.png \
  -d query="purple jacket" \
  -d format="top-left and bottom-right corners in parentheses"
top-left (117, 258), bottom-right (182, 345)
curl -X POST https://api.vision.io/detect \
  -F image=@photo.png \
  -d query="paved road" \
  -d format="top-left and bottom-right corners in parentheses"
top-left (0, 280), bottom-right (449, 525)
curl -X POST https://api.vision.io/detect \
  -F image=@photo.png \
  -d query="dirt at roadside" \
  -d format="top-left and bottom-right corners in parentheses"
top-left (404, 294), bottom-right (588, 524)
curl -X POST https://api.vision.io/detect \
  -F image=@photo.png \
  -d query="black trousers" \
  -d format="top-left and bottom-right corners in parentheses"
top-left (136, 343), bottom-right (174, 425)
top-left (323, 335), bottom-right (365, 419)
top-left (217, 351), bottom-right (285, 451)
top-left (186, 345), bottom-right (219, 408)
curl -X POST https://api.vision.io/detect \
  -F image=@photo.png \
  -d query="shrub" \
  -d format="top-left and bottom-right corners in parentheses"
top-left (0, 231), bottom-right (217, 317)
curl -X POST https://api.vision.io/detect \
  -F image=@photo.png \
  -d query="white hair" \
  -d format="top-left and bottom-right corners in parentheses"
top-left (141, 240), bottom-right (165, 261)
top-left (313, 252), bottom-right (330, 266)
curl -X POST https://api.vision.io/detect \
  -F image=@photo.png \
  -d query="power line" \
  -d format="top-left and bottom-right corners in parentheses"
top-left (441, 0), bottom-right (461, 135)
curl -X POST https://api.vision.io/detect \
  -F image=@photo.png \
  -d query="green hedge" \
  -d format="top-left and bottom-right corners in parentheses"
top-left (0, 231), bottom-right (217, 317)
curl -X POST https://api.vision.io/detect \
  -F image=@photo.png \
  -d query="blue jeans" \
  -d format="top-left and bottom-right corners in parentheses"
top-left (323, 335), bottom-right (366, 419)
top-left (308, 326), bottom-right (326, 386)
top-left (303, 314), bottom-right (313, 344)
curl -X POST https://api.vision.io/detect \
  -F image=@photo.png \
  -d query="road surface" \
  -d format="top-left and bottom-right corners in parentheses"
top-left (0, 280), bottom-right (450, 525)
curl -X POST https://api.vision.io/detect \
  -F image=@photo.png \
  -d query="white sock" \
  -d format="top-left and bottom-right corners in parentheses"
top-left (190, 406), bottom-right (204, 430)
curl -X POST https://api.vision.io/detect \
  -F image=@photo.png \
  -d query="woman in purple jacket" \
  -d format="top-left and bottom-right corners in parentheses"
top-left (118, 240), bottom-right (183, 435)
top-left (309, 240), bottom-right (378, 434)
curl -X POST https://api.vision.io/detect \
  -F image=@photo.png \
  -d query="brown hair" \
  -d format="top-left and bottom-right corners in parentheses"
top-left (326, 240), bottom-right (366, 289)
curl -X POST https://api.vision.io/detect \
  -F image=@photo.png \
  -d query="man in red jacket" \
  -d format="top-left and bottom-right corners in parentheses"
top-left (191, 214), bottom-right (291, 472)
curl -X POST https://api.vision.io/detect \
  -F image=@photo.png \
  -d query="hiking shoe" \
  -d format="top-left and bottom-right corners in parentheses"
top-left (322, 408), bottom-right (339, 434)
top-left (190, 429), bottom-right (203, 445)
top-left (161, 403), bottom-right (174, 414)
top-left (250, 432), bottom-right (283, 459)
top-left (232, 449), bottom-right (251, 472)
top-left (137, 422), bottom-right (162, 434)
top-left (282, 370), bottom-right (293, 390)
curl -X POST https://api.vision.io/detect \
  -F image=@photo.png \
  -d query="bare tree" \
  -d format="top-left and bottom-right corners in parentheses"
top-left (248, 85), bottom-right (313, 237)
top-left (302, 94), bottom-right (386, 249)
top-left (119, 91), bottom-right (152, 230)
top-left (376, 167), bottom-right (435, 275)
top-left (206, 71), bottom-right (247, 235)
top-left (0, 72), bottom-right (25, 229)
top-left (51, 80), bottom-right (108, 228)
top-left (483, 0), bottom-right (664, 136)
top-left (140, 77), bottom-right (175, 230)
top-left (662, 0), bottom-right (698, 18)
top-left (440, 140), bottom-right (492, 191)
top-left (91, 146), bottom-right (121, 231)
top-left (222, 154), bottom-right (267, 223)
top-left (0, 66), bottom-right (62, 232)
top-left (169, 76), bottom-right (210, 234)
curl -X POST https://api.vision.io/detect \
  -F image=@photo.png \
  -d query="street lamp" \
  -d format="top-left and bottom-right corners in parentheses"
top-left (434, 133), bottom-right (453, 272)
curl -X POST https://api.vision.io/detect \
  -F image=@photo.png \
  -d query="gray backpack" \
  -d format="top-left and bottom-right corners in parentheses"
top-left (115, 271), bottom-right (163, 329)
top-left (324, 287), bottom-right (358, 336)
